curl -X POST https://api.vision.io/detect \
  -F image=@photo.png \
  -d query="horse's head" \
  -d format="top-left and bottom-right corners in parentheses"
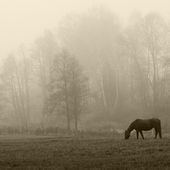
top-left (125, 130), bottom-right (130, 139)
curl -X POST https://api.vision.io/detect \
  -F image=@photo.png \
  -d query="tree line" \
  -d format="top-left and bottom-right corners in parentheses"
top-left (0, 8), bottom-right (170, 132)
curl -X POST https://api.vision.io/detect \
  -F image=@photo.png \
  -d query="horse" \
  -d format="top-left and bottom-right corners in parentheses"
top-left (125, 118), bottom-right (162, 139)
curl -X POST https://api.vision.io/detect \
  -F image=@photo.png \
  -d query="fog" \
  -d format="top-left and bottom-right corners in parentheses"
top-left (0, 0), bottom-right (170, 134)
top-left (1, 0), bottom-right (170, 57)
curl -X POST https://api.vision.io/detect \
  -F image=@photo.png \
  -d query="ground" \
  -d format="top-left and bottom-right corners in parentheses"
top-left (0, 135), bottom-right (169, 170)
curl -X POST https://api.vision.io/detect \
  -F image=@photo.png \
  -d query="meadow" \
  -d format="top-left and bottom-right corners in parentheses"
top-left (0, 135), bottom-right (169, 170)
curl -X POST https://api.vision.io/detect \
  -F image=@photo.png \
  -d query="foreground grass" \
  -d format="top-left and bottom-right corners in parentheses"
top-left (0, 136), bottom-right (169, 170)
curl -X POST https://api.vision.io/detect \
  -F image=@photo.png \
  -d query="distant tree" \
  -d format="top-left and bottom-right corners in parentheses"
top-left (0, 76), bottom-right (10, 119)
top-left (1, 49), bottom-right (31, 130)
top-left (31, 30), bottom-right (58, 126)
top-left (69, 57), bottom-right (89, 131)
top-left (125, 13), bottom-right (152, 111)
top-left (125, 12), bottom-right (169, 116)
top-left (142, 13), bottom-right (168, 114)
top-left (18, 45), bottom-right (31, 129)
top-left (48, 50), bottom-right (89, 131)
top-left (59, 7), bottom-right (123, 118)
top-left (48, 50), bottom-right (71, 131)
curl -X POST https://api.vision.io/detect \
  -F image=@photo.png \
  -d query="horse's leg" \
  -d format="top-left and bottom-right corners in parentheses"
top-left (154, 128), bottom-right (158, 139)
top-left (136, 130), bottom-right (139, 139)
top-left (158, 123), bottom-right (162, 139)
top-left (140, 131), bottom-right (144, 139)
top-left (158, 128), bottom-right (162, 139)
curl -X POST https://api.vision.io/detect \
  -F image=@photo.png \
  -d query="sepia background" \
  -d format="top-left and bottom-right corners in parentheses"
top-left (0, 0), bottom-right (170, 134)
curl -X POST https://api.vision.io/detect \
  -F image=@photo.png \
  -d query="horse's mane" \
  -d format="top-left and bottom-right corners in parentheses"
top-left (128, 119), bottom-right (139, 131)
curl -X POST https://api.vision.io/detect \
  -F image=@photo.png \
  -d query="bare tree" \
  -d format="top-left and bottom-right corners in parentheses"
top-left (31, 31), bottom-right (58, 126)
top-left (48, 50), bottom-right (89, 131)
top-left (69, 57), bottom-right (89, 131)
top-left (1, 52), bottom-right (31, 131)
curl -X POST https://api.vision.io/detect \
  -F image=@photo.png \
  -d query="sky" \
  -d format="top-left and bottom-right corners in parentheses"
top-left (0, 0), bottom-right (170, 58)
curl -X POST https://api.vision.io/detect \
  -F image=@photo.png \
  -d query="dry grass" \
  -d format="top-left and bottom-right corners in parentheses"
top-left (0, 136), bottom-right (169, 169)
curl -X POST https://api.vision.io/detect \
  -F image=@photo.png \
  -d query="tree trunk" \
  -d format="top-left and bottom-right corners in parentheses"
top-left (74, 97), bottom-right (78, 132)
top-left (112, 68), bottom-right (119, 112)
top-left (151, 47), bottom-right (158, 114)
top-left (65, 96), bottom-right (70, 131)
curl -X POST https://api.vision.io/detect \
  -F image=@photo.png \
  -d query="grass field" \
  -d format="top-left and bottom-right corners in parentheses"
top-left (0, 135), bottom-right (169, 170)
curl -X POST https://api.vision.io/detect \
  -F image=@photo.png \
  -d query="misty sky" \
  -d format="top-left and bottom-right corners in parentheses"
top-left (0, 0), bottom-right (170, 58)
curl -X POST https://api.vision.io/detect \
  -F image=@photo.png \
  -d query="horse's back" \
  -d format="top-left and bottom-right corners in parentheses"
top-left (135, 118), bottom-right (160, 124)
top-left (133, 118), bottom-right (161, 131)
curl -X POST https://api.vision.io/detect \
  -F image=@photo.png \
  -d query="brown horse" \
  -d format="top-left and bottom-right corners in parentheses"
top-left (125, 118), bottom-right (162, 139)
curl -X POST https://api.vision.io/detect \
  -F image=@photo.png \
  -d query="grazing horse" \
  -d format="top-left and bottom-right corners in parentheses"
top-left (125, 118), bottom-right (162, 139)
